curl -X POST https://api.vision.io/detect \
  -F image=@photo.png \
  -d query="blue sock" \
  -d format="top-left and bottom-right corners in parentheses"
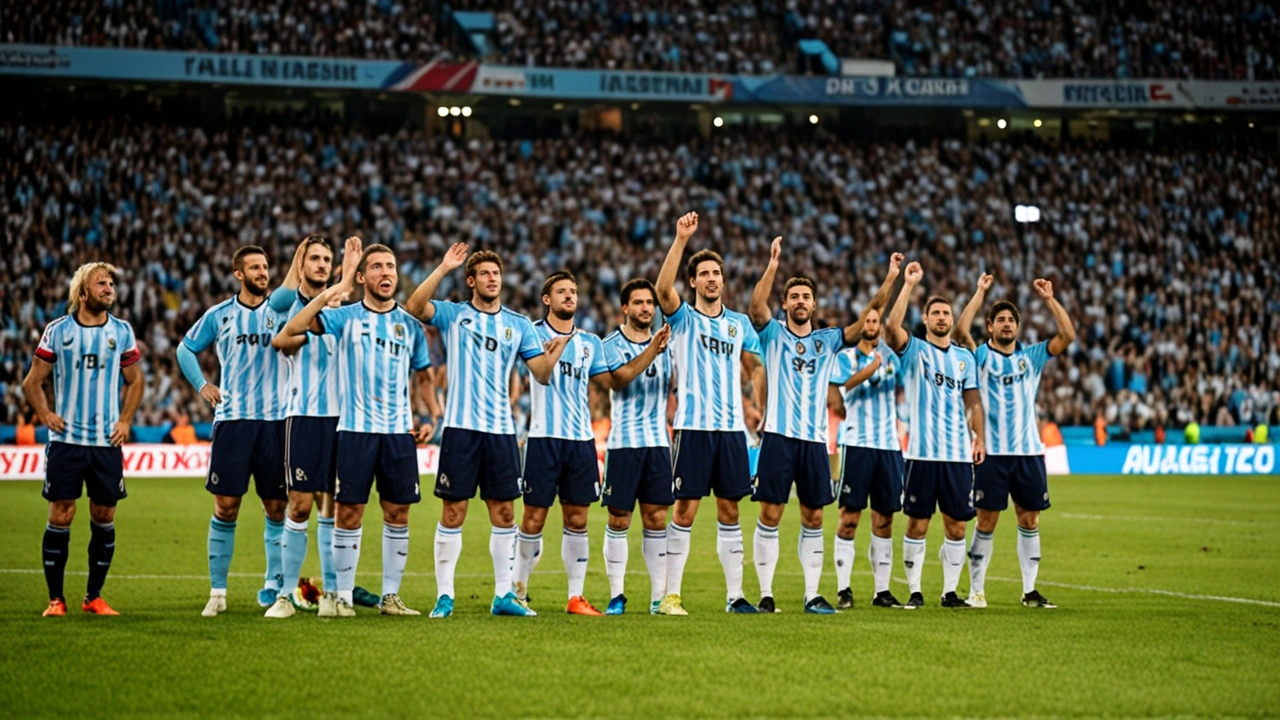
top-left (208, 517), bottom-right (237, 591)
top-left (317, 517), bottom-right (336, 592)
top-left (333, 526), bottom-right (363, 597)
top-left (86, 521), bottom-right (116, 600)
top-left (281, 518), bottom-right (309, 594)
top-left (263, 515), bottom-right (284, 592)
top-left (42, 523), bottom-right (71, 601)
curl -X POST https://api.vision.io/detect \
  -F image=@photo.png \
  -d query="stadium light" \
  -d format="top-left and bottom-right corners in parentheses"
top-left (808, 114), bottom-right (819, 125)
top-left (1015, 204), bottom-right (1041, 223)
top-left (1250, 122), bottom-right (1256, 128)
top-left (461, 106), bottom-right (472, 117)
top-left (436, 106), bottom-right (449, 117)
top-left (713, 116), bottom-right (724, 128)
top-left (997, 118), bottom-right (1007, 129)
top-left (449, 106), bottom-right (461, 116)
top-left (1033, 118), bottom-right (1043, 128)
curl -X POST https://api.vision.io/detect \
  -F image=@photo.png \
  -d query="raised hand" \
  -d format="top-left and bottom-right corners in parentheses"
top-left (904, 261), bottom-right (923, 285)
top-left (653, 324), bottom-right (672, 352)
top-left (340, 236), bottom-right (362, 286)
top-left (675, 212), bottom-right (699, 242)
top-left (322, 285), bottom-right (351, 306)
top-left (290, 240), bottom-right (308, 285)
top-left (768, 236), bottom-right (782, 267)
top-left (441, 242), bottom-right (468, 272)
top-left (888, 252), bottom-right (905, 276)
top-left (1033, 278), bottom-right (1054, 299)
top-left (977, 273), bottom-right (994, 292)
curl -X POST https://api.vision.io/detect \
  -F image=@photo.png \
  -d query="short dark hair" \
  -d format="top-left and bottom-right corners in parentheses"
top-left (686, 249), bottom-right (723, 280)
top-left (301, 233), bottom-right (332, 253)
top-left (783, 276), bottom-right (816, 297)
top-left (541, 269), bottom-right (577, 299)
top-left (233, 245), bottom-right (267, 272)
top-left (466, 250), bottom-right (503, 278)
top-left (923, 295), bottom-right (951, 314)
top-left (620, 278), bottom-right (656, 305)
top-left (987, 300), bottom-right (1021, 325)
top-left (357, 244), bottom-right (395, 274)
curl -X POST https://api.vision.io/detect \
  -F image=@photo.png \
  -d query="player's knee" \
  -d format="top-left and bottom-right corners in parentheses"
top-left (976, 511), bottom-right (1000, 534)
top-left (484, 500), bottom-right (513, 528)
top-left (88, 503), bottom-right (116, 525)
top-left (213, 495), bottom-right (241, 522)
top-left (715, 499), bottom-right (741, 525)
top-left (607, 508), bottom-right (632, 531)
top-left (942, 519), bottom-right (967, 542)
top-left (48, 500), bottom-right (77, 526)
top-left (905, 517), bottom-right (929, 540)
top-left (799, 505), bottom-right (823, 529)
top-left (870, 511), bottom-right (893, 536)
top-left (640, 506), bottom-right (667, 531)
top-left (757, 503), bottom-right (783, 528)
top-left (261, 498), bottom-right (287, 523)
top-left (562, 506), bottom-right (589, 533)
top-left (440, 500), bottom-right (468, 528)
top-left (288, 498), bottom-right (313, 523)
top-left (335, 504), bottom-right (364, 529)
top-left (1016, 508), bottom-right (1039, 531)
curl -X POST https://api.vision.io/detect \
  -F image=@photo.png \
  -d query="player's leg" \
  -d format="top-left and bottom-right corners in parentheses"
top-left (937, 462), bottom-right (977, 607)
top-left (968, 455), bottom-right (1009, 608)
top-left (901, 460), bottom-right (937, 608)
top-left (795, 441), bottom-right (835, 614)
top-left (204, 422), bottom-right (253, 616)
top-left (315, 490), bottom-right (336, 612)
top-left (833, 446), bottom-right (869, 608)
top-left (1012, 456), bottom-right (1053, 607)
top-left (331, 432), bottom-right (376, 616)
top-left (480, 432), bottom-right (532, 617)
top-left (513, 438), bottom-right (557, 605)
top-left (661, 430), bottom-right (711, 615)
top-left (273, 418), bottom-right (318, 617)
top-left (751, 433), bottom-right (791, 612)
top-left (80, 446), bottom-right (125, 614)
top-left (40, 442), bottom-right (84, 616)
top-left (373, 433), bottom-right (422, 615)
top-left (867, 450), bottom-right (906, 607)
top-left (601, 449), bottom-right (640, 613)
top-left (432, 428), bottom-right (481, 616)
top-left (714, 431), bottom-right (755, 613)
top-left (560, 440), bottom-right (603, 615)
top-left (251, 421), bottom-right (289, 607)
top-left (635, 447), bottom-right (674, 614)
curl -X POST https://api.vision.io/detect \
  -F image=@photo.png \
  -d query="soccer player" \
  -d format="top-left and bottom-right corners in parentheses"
top-left (178, 246), bottom-right (291, 617)
top-left (654, 211), bottom-right (764, 615)
top-left (23, 262), bottom-right (144, 616)
top-left (404, 246), bottom-right (569, 618)
top-left (265, 235), bottom-right (345, 618)
top-left (280, 240), bottom-right (437, 617)
top-left (883, 261), bottom-right (986, 608)
top-left (599, 279), bottom-right (674, 616)
top-left (747, 240), bottom-right (899, 614)
top-left (827, 254), bottom-right (909, 610)
top-left (954, 274), bottom-right (1075, 608)
top-left (510, 270), bottom-right (612, 616)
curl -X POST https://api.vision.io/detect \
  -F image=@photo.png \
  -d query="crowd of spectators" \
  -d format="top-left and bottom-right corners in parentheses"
top-left (5, 0), bottom-right (1277, 79)
top-left (2, 112), bottom-right (1278, 435)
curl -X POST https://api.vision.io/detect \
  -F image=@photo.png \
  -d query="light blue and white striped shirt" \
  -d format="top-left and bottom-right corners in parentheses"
top-left (318, 303), bottom-right (431, 434)
top-left (667, 303), bottom-right (762, 433)
top-left (183, 297), bottom-right (290, 423)
top-left (34, 315), bottom-right (141, 447)
top-left (897, 336), bottom-right (978, 463)
top-left (282, 290), bottom-right (340, 418)
top-left (974, 341), bottom-right (1052, 456)
top-left (430, 301), bottom-right (545, 436)
top-left (528, 322), bottom-right (610, 441)
top-left (759, 320), bottom-right (845, 444)
top-left (831, 342), bottom-right (901, 451)
top-left (602, 328), bottom-right (672, 449)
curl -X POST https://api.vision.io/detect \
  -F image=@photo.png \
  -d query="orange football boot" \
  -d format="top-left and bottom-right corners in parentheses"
top-left (566, 595), bottom-right (603, 616)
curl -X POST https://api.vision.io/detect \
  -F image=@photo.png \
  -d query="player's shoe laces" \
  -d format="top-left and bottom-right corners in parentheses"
top-left (872, 590), bottom-right (905, 609)
top-left (257, 588), bottom-right (278, 608)
top-left (430, 595), bottom-right (454, 619)
top-left (264, 594), bottom-right (296, 619)
top-left (725, 597), bottom-right (760, 614)
top-left (1021, 590), bottom-right (1057, 608)
top-left (334, 598), bottom-right (357, 617)
top-left (82, 596), bottom-right (119, 615)
top-left (967, 591), bottom-right (988, 609)
top-left (605, 594), bottom-right (627, 615)
top-left (906, 592), bottom-right (925, 609)
top-left (567, 596), bottom-right (604, 616)
top-left (43, 598), bottom-right (67, 617)
top-left (940, 591), bottom-right (972, 608)
top-left (758, 596), bottom-right (779, 613)
top-left (803, 596), bottom-right (837, 615)
top-left (202, 594), bottom-right (227, 617)
top-left (317, 591), bottom-right (338, 618)
top-left (657, 593), bottom-right (688, 616)
top-left (352, 586), bottom-right (381, 608)
top-left (379, 594), bottom-right (421, 616)
top-left (492, 592), bottom-right (538, 617)
top-left (836, 588), bottom-right (855, 610)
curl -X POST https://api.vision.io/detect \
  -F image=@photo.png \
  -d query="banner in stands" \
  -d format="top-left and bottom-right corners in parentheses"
top-left (0, 444), bottom-right (440, 480)
top-left (1063, 444), bottom-right (1276, 475)
top-left (472, 65), bottom-right (733, 102)
top-left (731, 75), bottom-right (1027, 107)
top-left (1014, 79), bottom-right (1195, 108)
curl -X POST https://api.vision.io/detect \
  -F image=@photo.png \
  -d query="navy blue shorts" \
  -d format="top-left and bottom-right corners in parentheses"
top-left (671, 430), bottom-right (752, 501)
top-left (285, 416), bottom-right (339, 494)
top-left (43, 442), bottom-right (126, 506)
top-left (902, 459), bottom-right (975, 521)
top-left (602, 447), bottom-right (674, 511)
top-left (435, 428), bottom-right (522, 502)
top-left (974, 455), bottom-right (1050, 512)
top-left (523, 437), bottom-right (601, 508)
top-left (334, 432), bottom-right (421, 506)
top-left (838, 446), bottom-right (905, 515)
top-left (752, 433), bottom-right (834, 508)
top-left (207, 420), bottom-right (287, 500)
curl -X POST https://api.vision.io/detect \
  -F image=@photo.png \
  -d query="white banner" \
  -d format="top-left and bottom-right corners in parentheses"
top-left (1013, 79), bottom-right (1280, 110)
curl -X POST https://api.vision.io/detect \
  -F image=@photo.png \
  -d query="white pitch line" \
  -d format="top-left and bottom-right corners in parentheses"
top-left (1059, 512), bottom-right (1278, 527)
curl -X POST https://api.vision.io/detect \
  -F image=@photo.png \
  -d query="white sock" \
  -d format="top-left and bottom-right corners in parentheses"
top-left (641, 528), bottom-right (667, 602)
top-left (381, 523), bottom-right (409, 597)
top-left (903, 536), bottom-right (926, 594)
top-left (665, 522), bottom-right (692, 597)
top-left (433, 523), bottom-right (462, 599)
top-left (798, 525), bottom-right (825, 602)
top-left (969, 529), bottom-right (994, 595)
top-left (869, 534), bottom-right (893, 594)
top-left (603, 526), bottom-right (629, 599)
top-left (834, 535), bottom-right (855, 592)
top-left (512, 531), bottom-right (542, 599)
top-left (941, 537), bottom-right (966, 595)
top-left (753, 520), bottom-right (780, 599)
top-left (1018, 526), bottom-right (1041, 594)
top-left (562, 528), bottom-right (589, 599)
top-left (333, 526), bottom-right (362, 595)
top-left (490, 525), bottom-right (517, 598)
top-left (717, 522), bottom-right (745, 602)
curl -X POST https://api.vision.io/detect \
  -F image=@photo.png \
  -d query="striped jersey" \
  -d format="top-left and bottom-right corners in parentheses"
top-left (602, 327), bottom-right (673, 449)
top-left (318, 302), bottom-right (431, 434)
top-left (758, 320), bottom-right (845, 444)
top-left (34, 314), bottom-right (141, 447)
top-left (667, 303), bottom-right (762, 432)
top-left (896, 336), bottom-right (978, 462)
top-left (528, 322), bottom-right (609, 441)
top-left (974, 341), bottom-right (1052, 455)
top-left (283, 290), bottom-right (340, 418)
top-left (831, 341), bottom-right (901, 451)
top-left (430, 300), bottom-right (545, 436)
top-left (182, 297), bottom-right (290, 423)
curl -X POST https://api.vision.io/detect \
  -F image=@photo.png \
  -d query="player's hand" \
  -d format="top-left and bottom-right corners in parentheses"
top-left (413, 421), bottom-right (435, 444)
top-left (1033, 278), bottom-right (1053, 299)
top-left (675, 211), bottom-right (698, 242)
top-left (109, 421), bottom-right (131, 447)
top-left (888, 252), bottom-right (905, 276)
top-left (869, 352), bottom-right (882, 371)
top-left (339, 236), bottom-right (363, 287)
top-left (768, 236), bottom-right (782, 267)
top-left (200, 384), bottom-right (223, 407)
top-left (543, 333), bottom-right (571, 357)
top-left (322, 285), bottom-right (351, 306)
top-left (977, 273), bottom-right (994, 293)
top-left (903, 262), bottom-right (923, 285)
top-left (441, 242), bottom-right (468, 272)
top-left (972, 438), bottom-right (986, 465)
top-left (653, 324), bottom-right (672, 352)
top-left (41, 411), bottom-right (66, 434)
top-left (744, 403), bottom-right (763, 433)
top-left (290, 240), bottom-right (308, 285)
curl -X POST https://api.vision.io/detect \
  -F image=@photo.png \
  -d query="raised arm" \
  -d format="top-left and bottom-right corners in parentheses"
top-left (954, 273), bottom-right (993, 351)
top-left (21, 358), bottom-right (64, 433)
top-left (964, 388), bottom-right (986, 465)
top-left (844, 252), bottom-right (903, 346)
top-left (1034, 279), bottom-right (1077, 356)
top-left (841, 352), bottom-right (882, 391)
top-left (283, 284), bottom-right (349, 338)
top-left (608, 325), bottom-right (671, 391)
top-left (270, 241), bottom-right (308, 313)
top-left (524, 334), bottom-right (571, 385)
top-left (749, 237), bottom-right (782, 328)
top-left (656, 212), bottom-right (698, 316)
top-left (406, 242), bottom-right (468, 321)
top-left (884, 262), bottom-right (922, 353)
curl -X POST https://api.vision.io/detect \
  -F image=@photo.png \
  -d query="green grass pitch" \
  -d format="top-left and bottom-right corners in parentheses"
top-left (1, 474), bottom-right (1277, 719)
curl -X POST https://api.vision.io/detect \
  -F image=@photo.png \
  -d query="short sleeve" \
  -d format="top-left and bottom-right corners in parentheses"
top-left (603, 337), bottom-right (627, 373)
top-left (119, 322), bottom-right (141, 367)
top-left (182, 307), bottom-right (219, 352)
top-left (756, 319), bottom-right (779, 350)
top-left (588, 335), bottom-right (610, 377)
top-left (740, 320), bottom-right (762, 358)
top-left (409, 320), bottom-right (432, 372)
top-left (830, 350), bottom-right (854, 385)
top-left (429, 300), bottom-right (461, 329)
top-left (823, 328), bottom-right (845, 356)
top-left (666, 302), bottom-right (690, 330)
top-left (268, 286), bottom-right (297, 315)
top-left (516, 315), bottom-right (546, 361)
top-left (1025, 341), bottom-right (1052, 372)
top-left (317, 304), bottom-right (352, 337)
top-left (34, 322), bottom-right (58, 363)
top-left (896, 335), bottom-right (920, 369)
top-left (961, 350), bottom-right (979, 389)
